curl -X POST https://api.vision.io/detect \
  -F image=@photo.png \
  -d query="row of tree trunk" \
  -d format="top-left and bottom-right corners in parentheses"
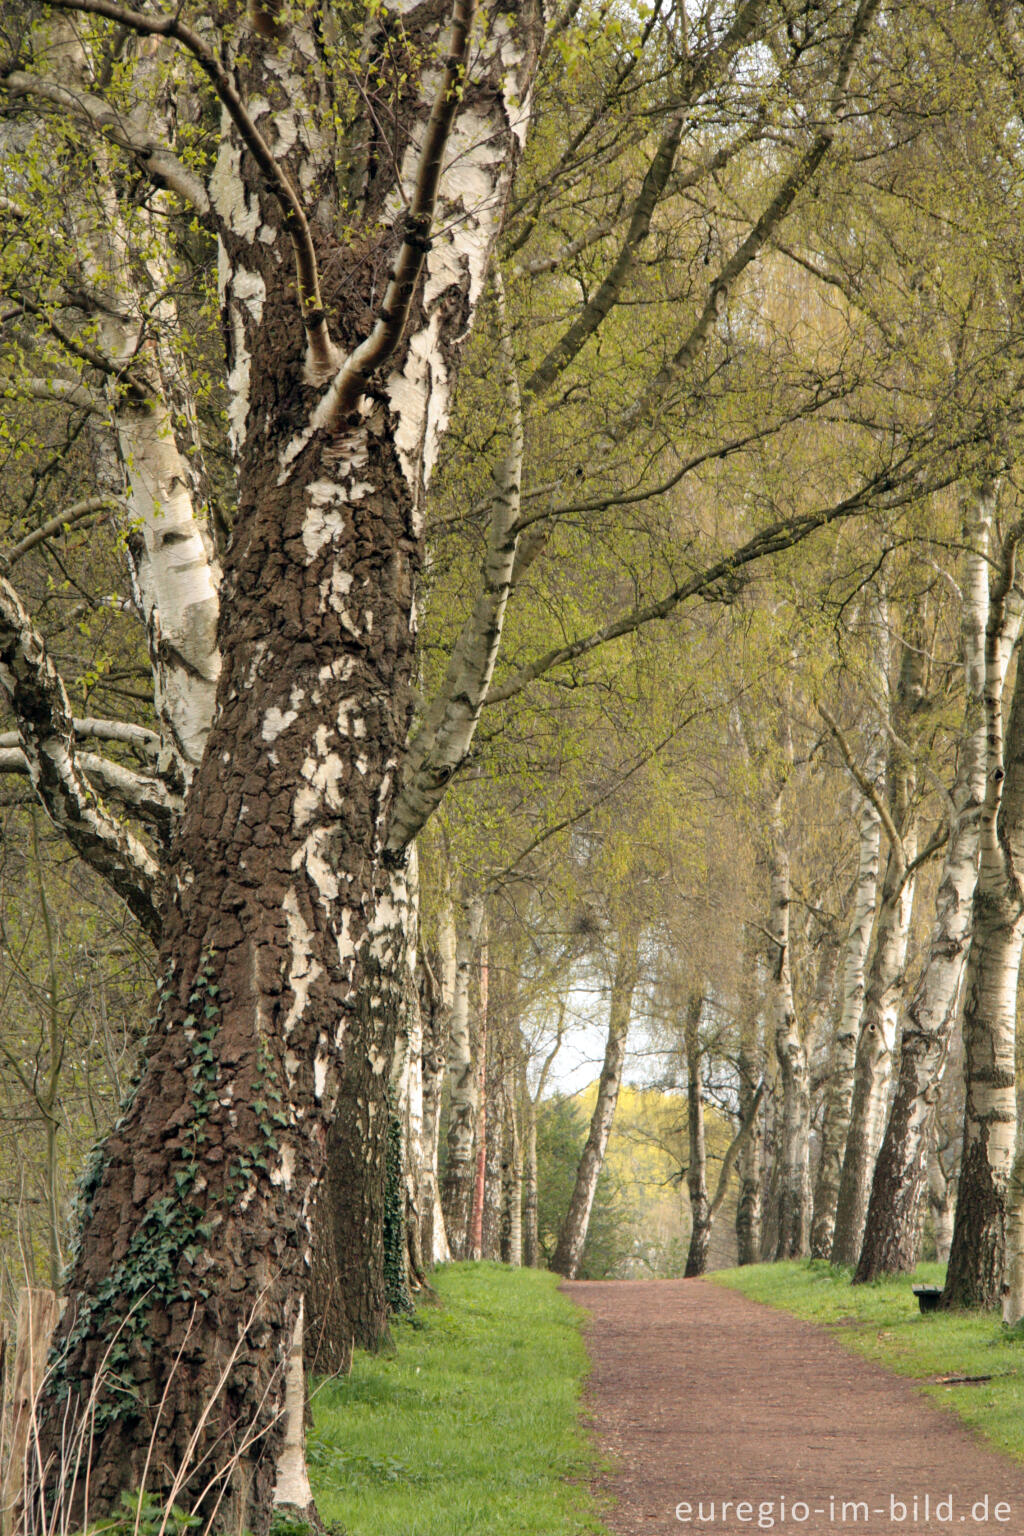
top-left (737, 491), bottom-right (1024, 1315)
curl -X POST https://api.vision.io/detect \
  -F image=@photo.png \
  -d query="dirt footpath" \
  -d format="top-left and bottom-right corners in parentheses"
top-left (561, 1278), bottom-right (1024, 1536)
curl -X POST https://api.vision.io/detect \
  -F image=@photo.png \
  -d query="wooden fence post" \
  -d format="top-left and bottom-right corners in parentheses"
top-left (1, 1288), bottom-right (59, 1536)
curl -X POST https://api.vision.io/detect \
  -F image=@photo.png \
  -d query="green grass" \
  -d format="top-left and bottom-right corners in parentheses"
top-left (713, 1259), bottom-right (1024, 1462)
top-left (309, 1262), bottom-right (607, 1536)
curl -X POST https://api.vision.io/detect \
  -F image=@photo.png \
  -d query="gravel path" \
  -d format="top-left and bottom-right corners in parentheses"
top-left (561, 1278), bottom-right (1024, 1536)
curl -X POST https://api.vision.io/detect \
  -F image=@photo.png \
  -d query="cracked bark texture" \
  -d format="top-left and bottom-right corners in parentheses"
top-left (34, 0), bottom-right (541, 1526)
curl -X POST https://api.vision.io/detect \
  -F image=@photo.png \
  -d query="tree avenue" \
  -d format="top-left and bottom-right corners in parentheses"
top-left (7, 0), bottom-right (1024, 1532)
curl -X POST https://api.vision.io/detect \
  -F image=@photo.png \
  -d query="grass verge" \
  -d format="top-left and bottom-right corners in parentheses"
top-left (310, 1262), bottom-right (607, 1536)
top-left (712, 1260), bottom-right (1024, 1462)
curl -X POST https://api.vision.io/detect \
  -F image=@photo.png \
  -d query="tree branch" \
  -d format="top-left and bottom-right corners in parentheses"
top-left (816, 702), bottom-right (903, 856)
top-left (484, 462), bottom-right (923, 708)
top-left (0, 575), bottom-right (162, 940)
top-left (0, 747), bottom-right (179, 841)
top-left (15, 377), bottom-right (108, 416)
top-left (386, 265), bottom-right (521, 854)
top-left (36, 0), bottom-right (335, 376)
top-left (709, 1078), bottom-right (767, 1222)
top-left (0, 70), bottom-right (210, 213)
top-left (1, 497), bottom-right (122, 570)
top-left (522, 0), bottom-right (770, 403)
top-left (2, 294), bottom-right (149, 400)
top-left (316, 0), bottom-right (478, 429)
top-left (617, 0), bottom-right (881, 437)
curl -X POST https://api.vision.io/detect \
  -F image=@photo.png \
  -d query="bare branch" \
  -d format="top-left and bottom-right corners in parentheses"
top-left (485, 462), bottom-right (922, 708)
top-left (15, 377), bottom-right (108, 416)
top-left (2, 497), bottom-right (121, 569)
top-left (0, 717), bottom-right (161, 756)
top-left (0, 575), bottom-right (162, 940)
top-left (522, 0), bottom-right (770, 403)
top-left (817, 702), bottom-right (903, 858)
top-left (0, 746), bottom-right (180, 840)
top-left (0, 70), bottom-right (210, 212)
top-left (618, 0), bottom-right (881, 436)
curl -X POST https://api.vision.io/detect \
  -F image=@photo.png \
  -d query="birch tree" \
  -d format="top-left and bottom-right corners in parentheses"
top-left (810, 737), bottom-right (883, 1257)
top-left (551, 918), bottom-right (640, 1279)
top-left (4, 1), bottom-right (543, 1525)
top-left (856, 489), bottom-right (1019, 1281)
top-left (827, 635), bottom-right (927, 1267)
top-left (943, 525), bottom-right (1024, 1309)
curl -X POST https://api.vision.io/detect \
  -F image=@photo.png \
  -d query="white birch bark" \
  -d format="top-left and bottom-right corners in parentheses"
top-left (0, 575), bottom-right (161, 940)
top-left (50, 30), bottom-right (221, 788)
top-left (857, 487), bottom-right (1006, 1279)
top-left (830, 633), bottom-right (926, 1267)
top-left (811, 734), bottom-right (884, 1257)
top-left (929, 1159), bottom-right (955, 1266)
top-left (948, 520), bottom-right (1024, 1309)
top-left (551, 925), bottom-right (640, 1278)
top-left (440, 896), bottom-right (484, 1259)
top-left (424, 899), bottom-right (457, 1265)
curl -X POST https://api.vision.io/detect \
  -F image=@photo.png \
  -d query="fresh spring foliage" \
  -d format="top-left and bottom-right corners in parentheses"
top-left (310, 1263), bottom-right (607, 1536)
top-left (714, 1262), bottom-right (1024, 1464)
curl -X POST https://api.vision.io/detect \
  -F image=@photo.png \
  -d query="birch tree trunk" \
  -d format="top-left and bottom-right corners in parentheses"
top-left (442, 898), bottom-right (484, 1260)
top-left (736, 934), bottom-right (764, 1266)
top-left (929, 1157), bottom-right (955, 1266)
top-left (683, 995), bottom-right (712, 1277)
top-left (469, 942), bottom-right (489, 1261)
top-left (500, 1078), bottom-right (523, 1266)
top-left (523, 1097), bottom-right (541, 1267)
top-left (53, 28), bottom-right (222, 793)
top-left (482, 1036), bottom-right (506, 1261)
top-left (856, 493), bottom-right (1000, 1280)
top-left (419, 911), bottom-right (455, 1266)
top-left (945, 528), bottom-right (1024, 1309)
top-left (767, 717), bottom-right (819, 1261)
top-left (811, 740), bottom-right (884, 1258)
top-left (551, 926), bottom-right (640, 1279)
top-left (33, 2), bottom-right (541, 1525)
top-left (831, 637), bottom-right (925, 1267)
